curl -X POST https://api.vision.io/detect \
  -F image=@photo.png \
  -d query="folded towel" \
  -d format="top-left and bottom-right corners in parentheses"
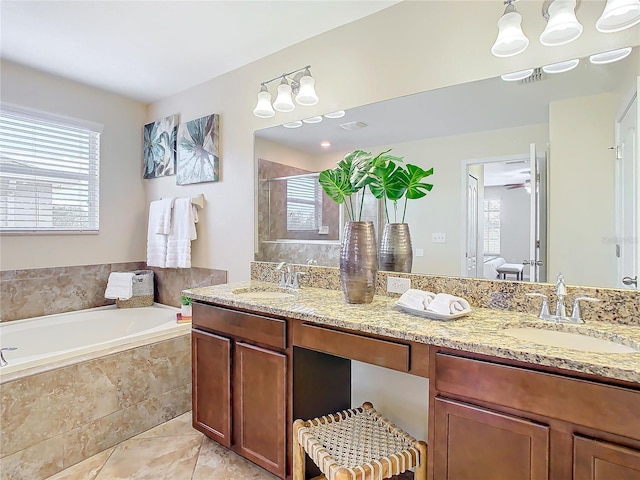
top-left (426, 293), bottom-right (471, 315)
top-left (147, 199), bottom-right (174, 267)
top-left (397, 289), bottom-right (436, 311)
top-left (105, 272), bottom-right (135, 300)
top-left (165, 198), bottom-right (199, 268)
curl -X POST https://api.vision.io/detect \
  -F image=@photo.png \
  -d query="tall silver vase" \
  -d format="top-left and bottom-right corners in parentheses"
top-left (340, 221), bottom-right (378, 304)
top-left (379, 223), bottom-right (413, 273)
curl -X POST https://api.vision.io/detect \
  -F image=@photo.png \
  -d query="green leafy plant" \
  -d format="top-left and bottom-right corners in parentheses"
top-left (180, 295), bottom-right (192, 306)
top-left (319, 150), bottom-right (402, 221)
top-left (320, 149), bottom-right (434, 224)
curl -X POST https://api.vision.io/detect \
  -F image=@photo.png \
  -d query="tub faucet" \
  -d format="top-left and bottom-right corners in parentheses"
top-left (0, 347), bottom-right (17, 367)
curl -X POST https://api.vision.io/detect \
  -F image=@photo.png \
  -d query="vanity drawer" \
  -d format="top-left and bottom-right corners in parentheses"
top-left (293, 322), bottom-right (410, 372)
top-left (435, 353), bottom-right (640, 440)
top-left (193, 302), bottom-right (286, 350)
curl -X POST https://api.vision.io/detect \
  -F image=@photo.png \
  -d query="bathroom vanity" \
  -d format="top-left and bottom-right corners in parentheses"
top-left (186, 282), bottom-right (640, 480)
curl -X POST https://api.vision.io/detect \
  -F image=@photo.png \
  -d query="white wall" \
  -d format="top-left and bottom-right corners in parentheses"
top-left (146, 0), bottom-right (639, 282)
top-left (0, 61), bottom-right (147, 270)
top-left (485, 186), bottom-right (531, 268)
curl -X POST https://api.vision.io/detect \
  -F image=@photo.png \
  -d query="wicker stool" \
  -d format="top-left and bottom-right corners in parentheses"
top-left (293, 402), bottom-right (427, 480)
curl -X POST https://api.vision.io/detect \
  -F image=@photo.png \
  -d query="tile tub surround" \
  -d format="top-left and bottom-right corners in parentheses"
top-left (184, 281), bottom-right (640, 384)
top-left (250, 261), bottom-right (640, 326)
top-left (0, 263), bottom-right (227, 322)
top-left (0, 334), bottom-right (191, 480)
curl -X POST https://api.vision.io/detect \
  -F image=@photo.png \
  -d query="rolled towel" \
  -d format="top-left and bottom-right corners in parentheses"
top-left (105, 272), bottom-right (135, 300)
top-left (426, 293), bottom-right (471, 315)
top-left (397, 289), bottom-right (436, 311)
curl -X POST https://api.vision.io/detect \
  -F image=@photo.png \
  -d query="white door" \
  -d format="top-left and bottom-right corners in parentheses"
top-left (466, 174), bottom-right (479, 277)
top-left (615, 95), bottom-right (638, 289)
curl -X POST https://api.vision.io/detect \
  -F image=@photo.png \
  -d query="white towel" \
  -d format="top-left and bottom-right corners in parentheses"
top-left (426, 293), bottom-right (471, 315)
top-left (397, 289), bottom-right (436, 311)
top-left (165, 198), bottom-right (199, 268)
top-left (105, 272), bottom-right (135, 300)
top-left (146, 199), bottom-right (174, 268)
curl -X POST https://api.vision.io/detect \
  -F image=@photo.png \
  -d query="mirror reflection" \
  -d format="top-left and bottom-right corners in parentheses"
top-left (254, 48), bottom-right (639, 289)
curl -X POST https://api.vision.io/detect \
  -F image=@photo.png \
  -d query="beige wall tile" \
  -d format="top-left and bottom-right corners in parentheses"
top-left (0, 435), bottom-right (64, 480)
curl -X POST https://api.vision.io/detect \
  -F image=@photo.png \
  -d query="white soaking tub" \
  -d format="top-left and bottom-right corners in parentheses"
top-left (0, 303), bottom-right (190, 380)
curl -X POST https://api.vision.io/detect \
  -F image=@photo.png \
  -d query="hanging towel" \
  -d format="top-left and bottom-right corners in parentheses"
top-left (105, 272), bottom-right (135, 300)
top-left (147, 198), bottom-right (174, 267)
top-left (426, 293), bottom-right (471, 315)
top-left (165, 198), bottom-right (199, 268)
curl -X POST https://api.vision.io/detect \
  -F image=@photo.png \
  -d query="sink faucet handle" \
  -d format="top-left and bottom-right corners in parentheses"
top-left (526, 293), bottom-right (551, 319)
top-left (275, 262), bottom-right (288, 287)
top-left (292, 271), bottom-right (305, 289)
top-left (570, 296), bottom-right (600, 323)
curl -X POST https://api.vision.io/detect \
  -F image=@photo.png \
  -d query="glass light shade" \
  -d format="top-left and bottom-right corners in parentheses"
top-left (539, 0), bottom-right (583, 46)
top-left (491, 10), bottom-right (529, 57)
top-left (302, 116), bottom-right (323, 124)
top-left (596, 0), bottom-right (640, 32)
top-left (542, 58), bottom-right (579, 73)
top-left (253, 89), bottom-right (275, 118)
top-left (589, 47), bottom-right (633, 64)
top-left (282, 121), bottom-right (302, 128)
top-left (324, 110), bottom-right (346, 119)
top-left (273, 81), bottom-right (295, 112)
top-left (295, 74), bottom-right (319, 106)
top-left (501, 69), bottom-right (534, 81)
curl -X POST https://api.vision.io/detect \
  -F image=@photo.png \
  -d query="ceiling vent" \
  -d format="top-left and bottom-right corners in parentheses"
top-left (520, 67), bottom-right (545, 84)
top-left (339, 121), bottom-right (367, 131)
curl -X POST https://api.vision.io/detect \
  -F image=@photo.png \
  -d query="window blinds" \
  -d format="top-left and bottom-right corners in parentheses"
top-left (0, 105), bottom-right (102, 233)
top-left (286, 175), bottom-right (322, 231)
top-left (483, 198), bottom-right (501, 255)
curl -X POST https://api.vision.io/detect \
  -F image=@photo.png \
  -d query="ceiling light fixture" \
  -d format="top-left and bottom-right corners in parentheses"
top-left (324, 110), bottom-right (346, 119)
top-left (501, 68), bottom-right (535, 81)
top-left (539, 0), bottom-right (583, 46)
top-left (491, 0), bottom-right (530, 57)
top-left (282, 121), bottom-right (303, 129)
top-left (542, 58), bottom-right (580, 73)
top-left (253, 65), bottom-right (319, 118)
top-left (589, 46), bottom-right (633, 64)
top-left (302, 116), bottom-right (323, 124)
top-left (596, 0), bottom-right (640, 32)
top-left (320, 141), bottom-right (331, 148)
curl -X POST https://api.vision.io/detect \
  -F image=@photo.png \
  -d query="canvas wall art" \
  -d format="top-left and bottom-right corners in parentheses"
top-left (143, 114), bottom-right (178, 179)
top-left (177, 114), bottom-right (220, 185)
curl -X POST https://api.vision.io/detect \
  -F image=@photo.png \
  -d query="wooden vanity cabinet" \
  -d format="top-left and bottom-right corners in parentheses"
top-left (191, 302), bottom-right (287, 479)
top-left (431, 350), bottom-right (640, 480)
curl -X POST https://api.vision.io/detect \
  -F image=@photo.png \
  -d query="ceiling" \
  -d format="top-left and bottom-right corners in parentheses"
top-left (0, 0), bottom-right (399, 103)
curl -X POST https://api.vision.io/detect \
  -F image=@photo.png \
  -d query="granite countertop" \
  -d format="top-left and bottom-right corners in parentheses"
top-left (184, 281), bottom-right (640, 384)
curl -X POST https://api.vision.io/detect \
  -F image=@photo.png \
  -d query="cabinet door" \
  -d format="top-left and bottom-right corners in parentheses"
top-left (192, 329), bottom-right (232, 447)
top-left (233, 342), bottom-right (287, 479)
top-left (574, 436), bottom-right (640, 480)
top-left (434, 397), bottom-right (549, 480)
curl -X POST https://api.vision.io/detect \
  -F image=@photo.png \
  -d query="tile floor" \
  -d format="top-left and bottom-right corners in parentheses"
top-left (44, 412), bottom-right (278, 480)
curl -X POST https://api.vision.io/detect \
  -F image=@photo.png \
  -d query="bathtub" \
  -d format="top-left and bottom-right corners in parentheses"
top-left (0, 303), bottom-right (192, 480)
top-left (0, 303), bottom-right (190, 380)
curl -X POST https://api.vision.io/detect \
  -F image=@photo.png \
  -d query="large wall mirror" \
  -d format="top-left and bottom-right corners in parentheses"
top-left (254, 47), bottom-right (639, 290)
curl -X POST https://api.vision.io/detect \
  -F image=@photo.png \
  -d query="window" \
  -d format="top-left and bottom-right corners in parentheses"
top-left (286, 174), bottom-right (322, 231)
top-left (0, 105), bottom-right (102, 233)
top-left (483, 198), bottom-right (501, 254)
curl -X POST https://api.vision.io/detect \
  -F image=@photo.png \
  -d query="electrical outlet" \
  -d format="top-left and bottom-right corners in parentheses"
top-left (432, 233), bottom-right (446, 243)
top-left (387, 276), bottom-right (411, 294)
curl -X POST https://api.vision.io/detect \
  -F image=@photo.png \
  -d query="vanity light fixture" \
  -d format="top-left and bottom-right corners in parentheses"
top-left (500, 68), bottom-right (535, 81)
top-left (302, 116), bottom-right (323, 124)
top-left (323, 110), bottom-right (346, 119)
top-left (542, 58), bottom-right (580, 73)
top-left (491, 0), bottom-right (530, 57)
top-left (596, 0), bottom-right (640, 32)
top-left (253, 65), bottom-right (319, 118)
top-left (589, 46), bottom-right (633, 64)
top-left (282, 121), bottom-right (303, 129)
top-left (539, 0), bottom-right (583, 46)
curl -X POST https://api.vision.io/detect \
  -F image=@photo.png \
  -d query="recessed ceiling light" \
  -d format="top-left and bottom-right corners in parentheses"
top-left (339, 121), bottom-right (367, 131)
top-left (320, 141), bottom-right (331, 148)
top-left (282, 121), bottom-right (302, 129)
top-left (323, 110), bottom-right (346, 119)
top-left (500, 69), bottom-right (534, 82)
top-left (302, 116), bottom-right (323, 124)
top-left (542, 58), bottom-right (580, 74)
top-left (589, 47), bottom-right (633, 65)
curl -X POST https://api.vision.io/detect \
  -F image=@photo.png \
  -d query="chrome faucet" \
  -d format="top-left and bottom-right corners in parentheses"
top-left (275, 262), bottom-right (304, 289)
top-left (527, 273), bottom-right (599, 324)
top-left (0, 347), bottom-right (17, 367)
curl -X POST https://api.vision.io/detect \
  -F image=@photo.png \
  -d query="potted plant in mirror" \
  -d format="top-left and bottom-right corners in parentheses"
top-left (319, 150), bottom-right (393, 304)
top-left (180, 295), bottom-right (192, 319)
top-left (368, 150), bottom-right (434, 273)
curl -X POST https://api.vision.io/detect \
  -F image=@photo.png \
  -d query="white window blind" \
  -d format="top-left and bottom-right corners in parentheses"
top-left (286, 175), bottom-right (322, 231)
top-left (483, 198), bottom-right (501, 254)
top-left (0, 105), bottom-right (101, 233)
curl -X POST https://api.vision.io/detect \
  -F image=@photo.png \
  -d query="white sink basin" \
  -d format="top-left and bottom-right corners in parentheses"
top-left (503, 328), bottom-right (638, 354)
top-left (234, 291), bottom-right (295, 300)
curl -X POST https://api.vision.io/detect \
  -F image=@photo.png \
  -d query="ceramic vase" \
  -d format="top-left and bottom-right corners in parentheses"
top-left (340, 221), bottom-right (377, 304)
top-left (181, 304), bottom-right (192, 318)
top-left (379, 223), bottom-right (413, 273)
